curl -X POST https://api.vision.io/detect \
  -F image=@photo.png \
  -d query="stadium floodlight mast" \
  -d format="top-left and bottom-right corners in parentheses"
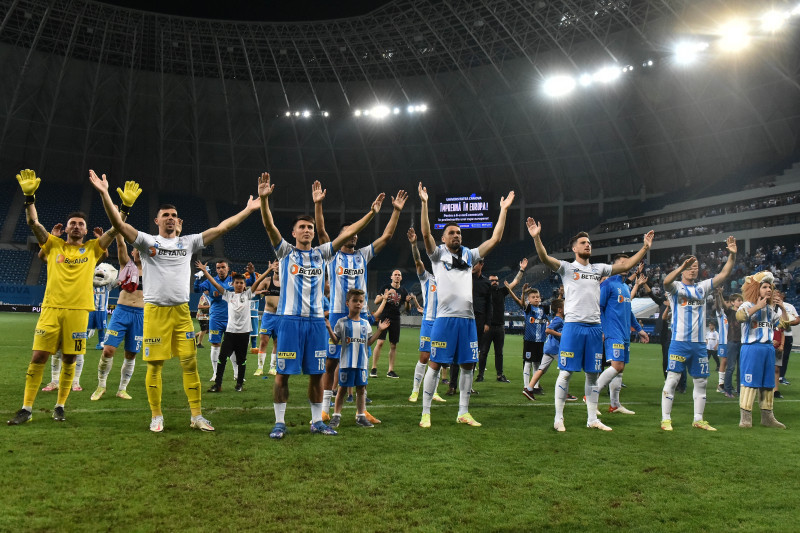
top-left (717, 20), bottom-right (751, 51)
top-left (542, 75), bottom-right (576, 97)
top-left (593, 66), bottom-right (621, 83)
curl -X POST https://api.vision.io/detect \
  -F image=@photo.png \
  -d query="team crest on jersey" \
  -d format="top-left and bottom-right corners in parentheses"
top-left (79, 247), bottom-right (86, 254)
top-left (277, 360), bottom-right (285, 371)
top-left (328, 344), bottom-right (337, 355)
top-left (744, 373), bottom-right (752, 383)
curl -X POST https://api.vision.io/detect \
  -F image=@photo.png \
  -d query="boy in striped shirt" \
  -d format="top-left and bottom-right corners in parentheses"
top-left (660, 236), bottom-right (737, 432)
top-left (326, 289), bottom-right (389, 428)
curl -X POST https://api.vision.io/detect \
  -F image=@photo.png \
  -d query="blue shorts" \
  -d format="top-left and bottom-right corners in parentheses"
top-left (558, 322), bottom-right (604, 373)
top-left (740, 343), bottom-right (775, 389)
top-left (604, 338), bottom-right (630, 364)
top-left (430, 317), bottom-right (479, 366)
top-left (419, 319), bottom-right (434, 353)
top-left (259, 312), bottom-right (279, 339)
top-left (339, 367), bottom-right (368, 387)
top-left (208, 316), bottom-right (227, 344)
top-left (88, 310), bottom-right (107, 330)
top-left (718, 344), bottom-right (727, 358)
top-left (667, 341), bottom-right (710, 378)
top-left (104, 305), bottom-right (144, 353)
top-left (276, 315), bottom-right (327, 375)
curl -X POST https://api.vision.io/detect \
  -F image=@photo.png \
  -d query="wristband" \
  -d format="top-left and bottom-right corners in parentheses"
top-left (519, 269), bottom-right (525, 273)
top-left (24, 194), bottom-right (35, 205)
top-left (120, 205), bottom-right (130, 217)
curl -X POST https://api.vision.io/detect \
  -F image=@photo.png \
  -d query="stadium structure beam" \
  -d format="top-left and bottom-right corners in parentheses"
top-left (186, 31), bottom-right (202, 195)
top-left (119, 23), bottom-right (139, 181)
top-left (212, 35), bottom-right (239, 200)
top-left (80, 20), bottom-right (109, 173)
top-left (239, 29), bottom-right (271, 175)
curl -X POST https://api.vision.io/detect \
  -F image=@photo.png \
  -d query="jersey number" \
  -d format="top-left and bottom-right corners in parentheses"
top-left (318, 358), bottom-right (325, 371)
top-left (700, 363), bottom-right (709, 375)
top-left (74, 339), bottom-right (83, 352)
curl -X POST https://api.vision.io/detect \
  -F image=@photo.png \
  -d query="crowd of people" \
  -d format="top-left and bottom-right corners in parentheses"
top-left (6, 168), bottom-right (798, 436)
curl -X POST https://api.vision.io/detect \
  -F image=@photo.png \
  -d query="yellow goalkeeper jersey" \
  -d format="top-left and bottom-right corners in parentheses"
top-left (41, 234), bottom-right (105, 311)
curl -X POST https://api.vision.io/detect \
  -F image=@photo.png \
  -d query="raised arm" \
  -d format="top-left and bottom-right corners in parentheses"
top-left (195, 261), bottom-right (225, 294)
top-left (630, 273), bottom-right (647, 299)
top-left (408, 228), bottom-right (425, 275)
top-left (373, 289), bottom-right (390, 318)
top-left (116, 232), bottom-right (130, 264)
top-left (418, 183), bottom-right (436, 255)
top-left (202, 195), bottom-right (260, 245)
top-left (312, 180), bottom-right (331, 245)
top-left (258, 172), bottom-right (283, 247)
top-left (711, 236), bottom-right (738, 288)
top-left (663, 256), bottom-right (695, 288)
top-left (506, 258), bottom-right (527, 291)
top-left (252, 268), bottom-right (272, 290)
top-left (330, 194), bottom-right (384, 251)
top-left (610, 231), bottom-right (655, 275)
top-left (505, 281), bottom-right (525, 309)
top-left (368, 319), bottom-right (391, 346)
top-left (88, 171), bottom-right (139, 243)
top-left (372, 190), bottom-right (408, 253)
top-left (17, 169), bottom-right (49, 245)
top-left (477, 191), bottom-right (515, 258)
top-left (525, 218), bottom-right (560, 272)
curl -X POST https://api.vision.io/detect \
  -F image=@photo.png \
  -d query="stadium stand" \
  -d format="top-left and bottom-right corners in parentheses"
top-left (0, 250), bottom-right (34, 284)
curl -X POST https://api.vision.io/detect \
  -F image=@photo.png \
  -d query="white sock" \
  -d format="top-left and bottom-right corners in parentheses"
top-left (210, 346), bottom-right (220, 377)
top-left (269, 350), bottom-right (277, 369)
top-left (693, 377), bottom-right (708, 422)
top-left (421, 367), bottom-right (440, 415)
top-left (97, 355), bottom-right (114, 388)
top-left (662, 371), bottom-right (680, 420)
top-left (119, 358), bottom-right (135, 390)
top-left (609, 374), bottom-right (623, 408)
top-left (412, 361), bottom-right (427, 393)
top-left (51, 350), bottom-right (62, 384)
top-left (322, 390), bottom-right (333, 414)
top-left (596, 365), bottom-right (620, 393)
top-left (523, 362), bottom-right (532, 390)
top-left (231, 353), bottom-right (238, 381)
top-left (458, 369), bottom-right (473, 417)
top-left (87, 329), bottom-right (96, 339)
top-left (718, 371), bottom-right (724, 386)
top-left (274, 402), bottom-right (287, 424)
top-left (72, 354), bottom-right (84, 385)
top-left (258, 351), bottom-right (266, 369)
top-left (555, 370), bottom-right (571, 422)
top-left (586, 373), bottom-right (599, 423)
top-left (310, 401), bottom-right (323, 424)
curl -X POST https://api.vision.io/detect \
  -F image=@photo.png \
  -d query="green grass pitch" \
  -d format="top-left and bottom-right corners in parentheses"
top-left (1, 312), bottom-right (798, 532)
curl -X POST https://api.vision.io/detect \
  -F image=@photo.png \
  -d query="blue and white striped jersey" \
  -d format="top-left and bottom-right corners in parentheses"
top-left (333, 317), bottom-right (372, 370)
top-left (275, 240), bottom-right (334, 318)
top-left (716, 309), bottom-right (729, 345)
top-left (418, 270), bottom-right (438, 322)
top-left (665, 279), bottom-right (713, 343)
top-left (327, 245), bottom-right (375, 315)
top-left (739, 302), bottom-right (781, 344)
top-left (93, 285), bottom-right (110, 313)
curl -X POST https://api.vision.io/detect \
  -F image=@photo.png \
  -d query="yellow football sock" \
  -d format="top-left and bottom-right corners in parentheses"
top-left (180, 355), bottom-right (202, 417)
top-left (759, 388), bottom-right (774, 411)
top-left (56, 362), bottom-right (76, 406)
top-left (739, 386), bottom-right (757, 411)
top-left (146, 361), bottom-right (164, 417)
top-left (23, 362), bottom-right (46, 408)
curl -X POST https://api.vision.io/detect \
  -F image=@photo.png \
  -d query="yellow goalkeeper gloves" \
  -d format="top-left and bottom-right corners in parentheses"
top-left (16, 169), bottom-right (41, 204)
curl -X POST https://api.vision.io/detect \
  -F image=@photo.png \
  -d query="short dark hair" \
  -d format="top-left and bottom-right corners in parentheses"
top-left (293, 215), bottom-right (315, 229)
top-left (339, 222), bottom-right (353, 233)
top-left (442, 222), bottom-right (461, 233)
top-left (66, 211), bottom-right (88, 224)
top-left (526, 288), bottom-right (540, 295)
top-left (215, 259), bottom-right (229, 267)
top-left (551, 298), bottom-right (565, 312)
top-left (678, 254), bottom-right (693, 265)
top-left (346, 288), bottom-right (365, 301)
top-left (157, 204), bottom-right (177, 215)
top-left (611, 253), bottom-right (630, 263)
top-left (569, 232), bottom-right (590, 248)
top-left (232, 273), bottom-right (246, 281)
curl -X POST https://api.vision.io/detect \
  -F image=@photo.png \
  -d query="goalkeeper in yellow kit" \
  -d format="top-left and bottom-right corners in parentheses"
top-left (7, 170), bottom-right (126, 425)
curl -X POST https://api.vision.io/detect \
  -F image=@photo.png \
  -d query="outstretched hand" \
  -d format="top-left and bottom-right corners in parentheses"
top-left (643, 230), bottom-right (654, 248)
top-left (16, 169), bottom-right (41, 196)
top-left (378, 319), bottom-right (391, 331)
top-left (500, 191), bottom-right (515, 209)
top-left (519, 258), bottom-right (528, 270)
top-left (418, 182), bottom-right (428, 202)
top-left (371, 193), bottom-right (386, 214)
top-left (51, 223), bottom-right (63, 237)
top-left (93, 227), bottom-right (104, 239)
top-left (257, 172), bottom-right (274, 198)
top-left (116, 180), bottom-right (142, 207)
top-left (312, 180), bottom-right (326, 203)
top-left (89, 170), bottom-right (109, 193)
top-left (245, 195), bottom-right (260, 211)
top-left (407, 227), bottom-right (417, 243)
top-left (679, 256), bottom-right (696, 271)
top-left (392, 190), bottom-right (408, 211)
top-left (726, 236), bottom-right (737, 254)
top-left (526, 218), bottom-right (541, 239)
top-left (194, 260), bottom-right (208, 272)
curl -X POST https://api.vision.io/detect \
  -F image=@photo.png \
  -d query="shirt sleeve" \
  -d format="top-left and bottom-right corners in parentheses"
top-left (319, 242), bottom-right (335, 262)
top-left (132, 231), bottom-right (154, 254)
top-left (600, 263), bottom-right (613, 277)
top-left (222, 291), bottom-right (233, 303)
top-left (418, 271), bottom-right (430, 284)
top-left (275, 239), bottom-right (293, 260)
top-left (556, 260), bottom-right (568, 277)
top-left (631, 310), bottom-right (642, 331)
top-left (470, 247), bottom-right (482, 264)
top-left (359, 244), bottom-right (375, 264)
top-left (427, 246), bottom-right (442, 263)
top-left (664, 280), bottom-right (678, 295)
top-left (699, 279), bottom-right (714, 295)
top-left (333, 319), bottom-right (345, 343)
top-left (599, 280), bottom-right (609, 309)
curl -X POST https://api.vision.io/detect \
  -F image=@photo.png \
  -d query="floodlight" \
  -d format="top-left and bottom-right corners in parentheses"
top-left (302, 110), bottom-right (311, 118)
top-left (674, 41), bottom-right (709, 65)
top-left (323, 111), bottom-right (330, 117)
top-left (592, 67), bottom-right (620, 83)
top-left (285, 111), bottom-right (291, 117)
top-left (393, 107), bottom-right (400, 114)
top-left (794, 4), bottom-right (800, 16)
top-left (364, 109), bottom-right (371, 116)
top-left (371, 105), bottom-right (390, 118)
top-left (294, 111), bottom-right (300, 117)
top-left (354, 109), bottom-right (362, 117)
top-left (419, 104), bottom-right (427, 112)
top-left (761, 10), bottom-right (788, 32)
top-left (542, 76), bottom-right (576, 97)
top-left (579, 73), bottom-right (593, 87)
top-left (407, 105), bottom-right (415, 113)
top-left (718, 20), bottom-right (750, 51)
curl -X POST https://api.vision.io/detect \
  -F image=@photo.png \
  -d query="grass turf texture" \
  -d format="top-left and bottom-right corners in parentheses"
top-left (1, 312), bottom-right (798, 532)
